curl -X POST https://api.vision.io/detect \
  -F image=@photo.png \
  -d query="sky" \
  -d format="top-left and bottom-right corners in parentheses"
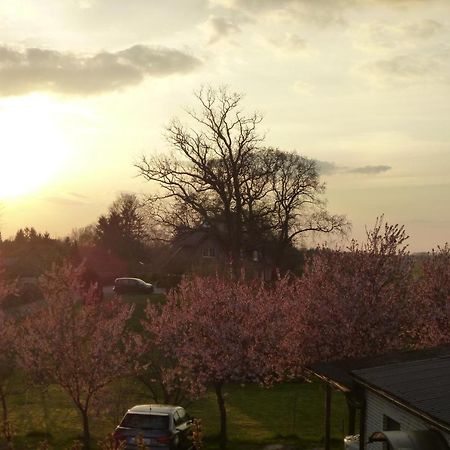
top-left (0, 0), bottom-right (449, 251)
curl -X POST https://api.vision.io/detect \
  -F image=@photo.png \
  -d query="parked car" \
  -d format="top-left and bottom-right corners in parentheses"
top-left (113, 277), bottom-right (153, 295)
top-left (113, 404), bottom-right (194, 450)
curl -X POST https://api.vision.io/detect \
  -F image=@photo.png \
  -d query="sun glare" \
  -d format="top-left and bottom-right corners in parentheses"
top-left (0, 95), bottom-right (72, 199)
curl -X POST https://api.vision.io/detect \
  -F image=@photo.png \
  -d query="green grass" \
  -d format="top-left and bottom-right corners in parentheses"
top-left (5, 376), bottom-right (348, 449)
top-left (189, 382), bottom-right (348, 450)
top-left (109, 291), bottom-right (166, 331)
top-left (3, 292), bottom-right (349, 449)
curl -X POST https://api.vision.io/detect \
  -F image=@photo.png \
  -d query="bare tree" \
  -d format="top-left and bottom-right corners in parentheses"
top-left (136, 86), bottom-right (347, 273)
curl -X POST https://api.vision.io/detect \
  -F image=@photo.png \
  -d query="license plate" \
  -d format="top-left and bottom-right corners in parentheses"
top-left (129, 437), bottom-right (152, 445)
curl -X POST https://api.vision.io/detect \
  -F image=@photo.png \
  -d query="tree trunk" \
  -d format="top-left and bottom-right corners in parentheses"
top-left (0, 385), bottom-right (13, 449)
top-left (214, 383), bottom-right (227, 450)
top-left (80, 408), bottom-right (91, 450)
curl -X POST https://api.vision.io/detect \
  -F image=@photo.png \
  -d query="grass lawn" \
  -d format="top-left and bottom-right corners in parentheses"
top-left (6, 378), bottom-right (348, 450)
top-left (3, 292), bottom-right (350, 449)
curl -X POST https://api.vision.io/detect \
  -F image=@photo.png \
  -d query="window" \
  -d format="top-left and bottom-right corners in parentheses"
top-left (120, 413), bottom-right (169, 430)
top-left (174, 409), bottom-right (186, 426)
top-left (383, 415), bottom-right (400, 431)
top-left (202, 247), bottom-right (216, 258)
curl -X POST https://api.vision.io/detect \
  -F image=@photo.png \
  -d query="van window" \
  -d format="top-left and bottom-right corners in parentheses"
top-left (121, 413), bottom-right (169, 430)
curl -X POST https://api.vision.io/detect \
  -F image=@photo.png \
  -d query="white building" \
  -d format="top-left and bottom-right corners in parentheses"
top-left (309, 346), bottom-right (450, 450)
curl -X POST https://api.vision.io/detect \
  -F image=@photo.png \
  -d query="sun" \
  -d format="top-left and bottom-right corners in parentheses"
top-left (0, 95), bottom-right (72, 199)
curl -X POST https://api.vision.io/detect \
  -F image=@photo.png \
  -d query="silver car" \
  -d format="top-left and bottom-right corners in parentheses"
top-left (113, 278), bottom-right (154, 295)
top-left (113, 404), bottom-right (194, 450)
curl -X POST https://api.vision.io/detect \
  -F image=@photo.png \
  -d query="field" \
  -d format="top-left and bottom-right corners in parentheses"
top-left (3, 293), bottom-right (350, 449)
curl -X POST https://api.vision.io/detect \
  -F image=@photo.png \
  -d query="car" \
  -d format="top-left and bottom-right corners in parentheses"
top-left (113, 277), bottom-right (154, 295)
top-left (113, 404), bottom-right (194, 450)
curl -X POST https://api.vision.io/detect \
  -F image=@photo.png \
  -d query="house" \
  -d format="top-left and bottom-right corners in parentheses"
top-left (161, 227), bottom-right (273, 280)
top-left (308, 345), bottom-right (450, 450)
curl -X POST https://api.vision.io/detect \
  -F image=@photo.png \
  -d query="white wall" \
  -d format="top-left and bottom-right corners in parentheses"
top-left (364, 390), bottom-right (450, 449)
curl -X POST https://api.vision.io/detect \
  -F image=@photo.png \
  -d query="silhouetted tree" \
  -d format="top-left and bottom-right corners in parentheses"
top-left (0, 228), bottom-right (74, 278)
top-left (136, 86), bottom-right (347, 274)
top-left (96, 193), bottom-right (148, 261)
top-left (70, 225), bottom-right (97, 246)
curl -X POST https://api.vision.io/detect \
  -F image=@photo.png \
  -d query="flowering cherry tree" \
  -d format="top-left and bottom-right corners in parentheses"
top-left (17, 262), bottom-right (134, 450)
top-left (0, 270), bottom-right (16, 449)
top-left (414, 244), bottom-right (450, 346)
top-left (289, 218), bottom-right (416, 363)
top-left (144, 275), bottom-right (287, 449)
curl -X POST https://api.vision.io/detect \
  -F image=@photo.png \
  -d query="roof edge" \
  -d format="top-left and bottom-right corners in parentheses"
top-left (353, 374), bottom-right (450, 434)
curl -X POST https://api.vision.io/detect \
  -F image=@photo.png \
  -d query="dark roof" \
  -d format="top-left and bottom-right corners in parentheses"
top-left (353, 352), bottom-right (450, 430)
top-left (307, 345), bottom-right (450, 393)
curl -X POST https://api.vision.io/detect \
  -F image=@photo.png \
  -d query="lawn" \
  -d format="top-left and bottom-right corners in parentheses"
top-left (3, 292), bottom-right (350, 449)
top-left (6, 377), bottom-right (348, 449)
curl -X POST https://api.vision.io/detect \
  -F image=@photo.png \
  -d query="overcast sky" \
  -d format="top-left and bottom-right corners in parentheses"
top-left (1, 0), bottom-right (449, 251)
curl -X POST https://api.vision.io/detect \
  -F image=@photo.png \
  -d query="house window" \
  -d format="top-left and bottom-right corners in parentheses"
top-left (202, 247), bottom-right (216, 258)
top-left (383, 415), bottom-right (400, 431)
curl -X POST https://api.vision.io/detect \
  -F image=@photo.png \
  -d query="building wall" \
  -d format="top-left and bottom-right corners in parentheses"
top-left (364, 390), bottom-right (450, 449)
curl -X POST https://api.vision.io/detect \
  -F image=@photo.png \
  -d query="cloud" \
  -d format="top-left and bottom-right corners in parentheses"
top-left (270, 33), bottom-right (309, 52)
top-left (316, 160), bottom-right (339, 175)
top-left (209, 0), bottom-right (439, 26)
top-left (210, 0), bottom-right (351, 25)
top-left (404, 19), bottom-right (444, 39)
top-left (44, 193), bottom-right (89, 206)
top-left (353, 19), bottom-right (445, 53)
top-left (348, 165), bottom-right (391, 174)
top-left (206, 15), bottom-right (242, 44)
top-left (362, 51), bottom-right (450, 85)
top-left (316, 160), bottom-right (392, 175)
top-left (68, 192), bottom-right (89, 199)
top-left (0, 44), bottom-right (202, 96)
top-left (293, 80), bottom-right (314, 94)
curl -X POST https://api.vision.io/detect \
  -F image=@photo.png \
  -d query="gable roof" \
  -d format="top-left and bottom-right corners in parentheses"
top-left (308, 345), bottom-right (450, 394)
top-left (353, 353), bottom-right (450, 430)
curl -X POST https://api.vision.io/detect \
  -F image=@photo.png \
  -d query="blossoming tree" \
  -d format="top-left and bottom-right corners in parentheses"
top-left (414, 244), bottom-right (450, 346)
top-left (0, 270), bottom-right (16, 449)
top-left (290, 218), bottom-right (416, 363)
top-left (144, 275), bottom-right (287, 449)
top-left (17, 262), bottom-right (134, 450)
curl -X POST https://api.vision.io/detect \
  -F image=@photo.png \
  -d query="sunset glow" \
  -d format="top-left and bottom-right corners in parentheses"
top-left (0, 96), bottom-right (71, 199)
top-left (0, 0), bottom-right (448, 248)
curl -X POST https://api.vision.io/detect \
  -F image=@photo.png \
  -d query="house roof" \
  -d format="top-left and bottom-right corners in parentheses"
top-left (308, 345), bottom-right (450, 431)
top-left (307, 345), bottom-right (450, 393)
top-left (353, 352), bottom-right (450, 430)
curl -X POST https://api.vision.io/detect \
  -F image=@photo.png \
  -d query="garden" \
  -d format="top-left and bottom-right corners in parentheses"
top-left (1, 221), bottom-right (449, 450)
